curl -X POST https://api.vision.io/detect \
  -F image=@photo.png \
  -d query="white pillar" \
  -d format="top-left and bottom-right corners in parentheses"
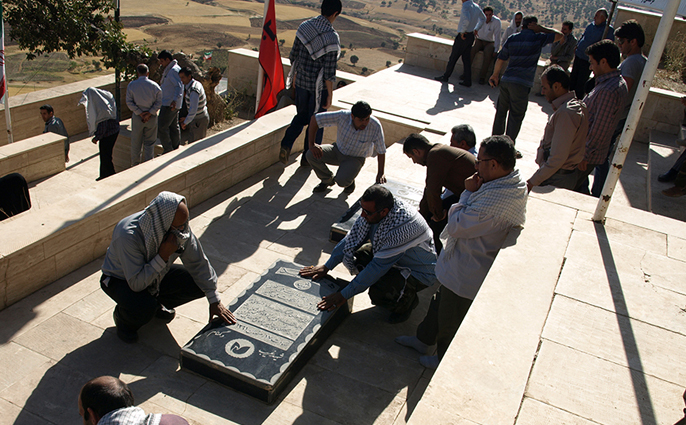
top-left (592, 0), bottom-right (681, 222)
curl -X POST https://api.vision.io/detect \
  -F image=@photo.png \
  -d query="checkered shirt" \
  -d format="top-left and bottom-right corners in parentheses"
top-left (315, 110), bottom-right (385, 158)
top-left (289, 37), bottom-right (338, 93)
top-left (582, 70), bottom-right (628, 165)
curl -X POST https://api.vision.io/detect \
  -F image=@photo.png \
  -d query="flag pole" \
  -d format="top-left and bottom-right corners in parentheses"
top-left (254, 0), bottom-right (269, 116)
top-left (1, 0), bottom-right (14, 144)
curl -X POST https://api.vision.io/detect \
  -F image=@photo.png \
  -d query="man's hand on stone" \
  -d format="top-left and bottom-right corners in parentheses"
top-left (300, 265), bottom-right (329, 280)
top-left (465, 172), bottom-right (483, 192)
top-left (310, 144), bottom-right (324, 159)
top-left (210, 301), bottom-right (236, 324)
top-left (317, 292), bottom-right (346, 312)
top-left (159, 233), bottom-right (178, 262)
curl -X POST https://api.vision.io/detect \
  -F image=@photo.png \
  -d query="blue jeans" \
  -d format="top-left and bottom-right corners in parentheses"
top-left (280, 86), bottom-right (327, 153)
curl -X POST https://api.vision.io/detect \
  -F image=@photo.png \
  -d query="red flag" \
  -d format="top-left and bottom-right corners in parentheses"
top-left (255, 0), bottom-right (285, 118)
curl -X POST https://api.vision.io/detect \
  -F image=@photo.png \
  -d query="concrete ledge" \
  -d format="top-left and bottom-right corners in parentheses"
top-left (408, 195), bottom-right (577, 424)
top-left (0, 133), bottom-right (66, 182)
top-left (0, 75), bottom-right (131, 146)
top-left (0, 105), bottom-right (297, 311)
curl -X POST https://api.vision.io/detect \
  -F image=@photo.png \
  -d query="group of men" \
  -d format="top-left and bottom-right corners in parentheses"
top-left (528, 19), bottom-right (647, 197)
top-left (126, 52), bottom-right (209, 167)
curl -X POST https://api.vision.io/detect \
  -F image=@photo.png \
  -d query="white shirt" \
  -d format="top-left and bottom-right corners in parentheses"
top-left (315, 110), bottom-right (386, 158)
top-left (435, 189), bottom-right (516, 300)
top-left (476, 16), bottom-right (502, 51)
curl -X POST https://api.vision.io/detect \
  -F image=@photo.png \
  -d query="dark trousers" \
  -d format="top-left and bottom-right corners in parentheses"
top-left (492, 81), bottom-right (530, 143)
top-left (569, 56), bottom-right (591, 100)
top-left (422, 194), bottom-right (459, 254)
top-left (670, 150), bottom-right (686, 176)
top-left (574, 163), bottom-right (601, 195)
top-left (0, 173), bottom-right (31, 221)
top-left (98, 132), bottom-right (118, 180)
top-left (415, 286), bottom-right (473, 360)
top-left (158, 105), bottom-right (181, 153)
top-left (280, 86), bottom-right (327, 154)
top-left (443, 32), bottom-right (476, 82)
top-left (101, 265), bottom-right (205, 333)
top-left (470, 39), bottom-right (495, 81)
top-left (354, 243), bottom-right (428, 314)
top-left (591, 119), bottom-right (625, 197)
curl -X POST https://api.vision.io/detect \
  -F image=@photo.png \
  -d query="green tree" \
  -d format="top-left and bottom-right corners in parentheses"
top-left (4, 0), bottom-right (148, 77)
top-left (361, 66), bottom-right (368, 74)
top-left (386, 60), bottom-right (392, 67)
top-left (350, 55), bottom-right (359, 66)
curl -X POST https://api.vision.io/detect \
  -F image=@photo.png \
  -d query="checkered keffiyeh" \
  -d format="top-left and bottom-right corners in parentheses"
top-left (139, 191), bottom-right (185, 263)
top-left (98, 406), bottom-right (161, 425)
top-left (441, 170), bottom-right (527, 258)
top-left (342, 199), bottom-right (432, 274)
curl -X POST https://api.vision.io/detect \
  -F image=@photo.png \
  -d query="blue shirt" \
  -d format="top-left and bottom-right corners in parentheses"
top-left (160, 60), bottom-right (184, 107)
top-left (498, 29), bottom-right (555, 88)
top-left (575, 22), bottom-right (614, 62)
top-left (457, 0), bottom-right (486, 34)
top-left (325, 223), bottom-right (438, 300)
top-left (126, 76), bottom-right (163, 116)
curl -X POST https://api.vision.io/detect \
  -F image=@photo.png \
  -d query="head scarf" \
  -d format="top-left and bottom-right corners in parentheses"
top-left (441, 170), bottom-right (527, 259)
top-left (342, 199), bottom-right (432, 274)
top-left (77, 87), bottom-right (117, 136)
top-left (508, 11), bottom-right (523, 33)
top-left (138, 191), bottom-right (186, 263)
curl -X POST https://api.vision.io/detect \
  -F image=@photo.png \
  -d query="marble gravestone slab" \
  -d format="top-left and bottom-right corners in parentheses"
top-left (329, 179), bottom-right (424, 242)
top-left (180, 260), bottom-right (351, 404)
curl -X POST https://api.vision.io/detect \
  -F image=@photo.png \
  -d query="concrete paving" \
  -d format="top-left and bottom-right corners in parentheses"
top-left (2, 64), bottom-right (686, 424)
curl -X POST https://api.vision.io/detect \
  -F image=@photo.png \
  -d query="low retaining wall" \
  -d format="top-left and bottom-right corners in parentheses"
top-left (0, 106), bottom-right (297, 310)
top-left (0, 133), bottom-right (66, 182)
top-left (0, 75), bottom-right (131, 147)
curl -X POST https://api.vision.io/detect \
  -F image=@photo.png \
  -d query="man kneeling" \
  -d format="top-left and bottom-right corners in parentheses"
top-left (301, 185), bottom-right (438, 323)
top-left (101, 191), bottom-right (236, 343)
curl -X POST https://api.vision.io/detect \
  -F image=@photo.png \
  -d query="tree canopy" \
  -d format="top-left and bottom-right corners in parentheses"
top-left (4, 0), bottom-right (147, 75)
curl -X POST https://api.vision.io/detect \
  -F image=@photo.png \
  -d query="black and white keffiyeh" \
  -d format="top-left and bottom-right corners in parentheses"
top-left (98, 406), bottom-right (161, 425)
top-left (342, 199), bottom-right (432, 274)
top-left (296, 15), bottom-right (340, 62)
top-left (139, 191), bottom-right (185, 263)
top-left (441, 170), bottom-right (528, 258)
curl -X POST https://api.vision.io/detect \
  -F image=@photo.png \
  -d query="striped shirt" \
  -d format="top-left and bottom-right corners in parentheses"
top-left (315, 110), bottom-right (386, 158)
top-left (498, 29), bottom-right (555, 88)
top-left (184, 79), bottom-right (207, 125)
top-left (582, 70), bottom-right (627, 165)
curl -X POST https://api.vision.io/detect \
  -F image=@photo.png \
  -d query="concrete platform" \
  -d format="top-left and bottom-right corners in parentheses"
top-left (1, 62), bottom-right (685, 425)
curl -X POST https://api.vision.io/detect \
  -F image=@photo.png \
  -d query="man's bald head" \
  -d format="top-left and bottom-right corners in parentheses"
top-left (79, 376), bottom-right (134, 425)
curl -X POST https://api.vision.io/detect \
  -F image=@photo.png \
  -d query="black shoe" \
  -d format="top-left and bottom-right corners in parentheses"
top-left (516, 150), bottom-right (523, 159)
top-left (313, 182), bottom-right (334, 193)
top-left (300, 154), bottom-right (310, 167)
top-left (459, 81), bottom-right (472, 87)
top-left (343, 180), bottom-right (356, 194)
top-left (434, 75), bottom-right (449, 83)
top-left (155, 305), bottom-right (176, 323)
top-left (658, 169), bottom-right (678, 182)
top-left (388, 297), bottom-right (419, 324)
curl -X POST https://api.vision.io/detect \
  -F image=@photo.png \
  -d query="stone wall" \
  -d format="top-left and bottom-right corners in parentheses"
top-left (0, 133), bottom-right (66, 183)
top-left (0, 75), bottom-right (131, 146)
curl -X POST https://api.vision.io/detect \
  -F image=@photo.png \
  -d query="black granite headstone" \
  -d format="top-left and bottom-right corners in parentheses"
top-left (180, 260), bottom-right (351, 404)
top-left (329, 179), bottom-right (424, 242)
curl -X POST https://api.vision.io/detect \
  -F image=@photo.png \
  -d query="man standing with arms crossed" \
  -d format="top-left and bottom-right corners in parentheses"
top-left (434, 0), bottom-right (486, 88)
top-left (157, 50), bottom-right (183, 154)
top-left (279, 0), bottom-right (342, 166)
